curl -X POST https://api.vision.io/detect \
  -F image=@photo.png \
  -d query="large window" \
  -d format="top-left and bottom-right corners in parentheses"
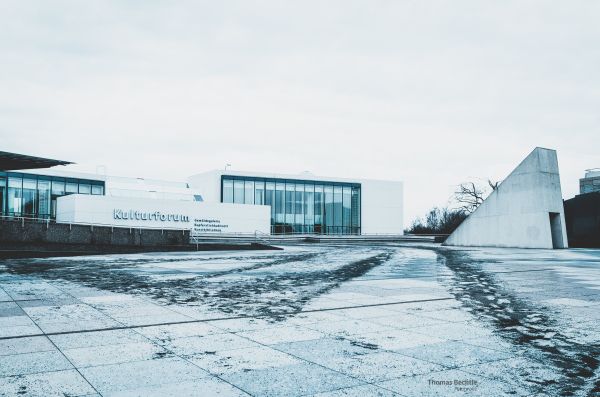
top-left (285, 183), bottom-right (294, 228)
top-left (255, 180), bottom-right (264, 205)
top-left (342, 186), bottom-right (351, 234)
top-left (78, 183), bottom-right (91, 194)
top-left (37, 179), bottom-right (51, 218)
top-left (221, 176), bottom-right (360, 235)
top-left (233, 180), bottom-right (244, 204)
top-left (324, 185), bottom-right (333, 233)
top-left (22, 178), bottom-right (37, 216)
top-left (51, 179), bottom-right (65, 218)
top-left (265, 182), bottom-right (275, 223)
top-left (275, 181), bottom-right (285, 226)
top-left (91, 184), bottom-right (104, 195)
top-left (314, 185), bottom-right (323, 233)
top-left (351, 186), bottom-right (360, 234)
top-left (304, 184), bottom-right (314, 233)
top-left (244, 180), bottom-right (254, 205)
top-left (222, 179), bottom-right (233, 203)
top-left (0, 176), bottom-right (5, 216)
top-left (0, 172), bottom-right (105, 219)
top-left (7, 177), bottom-right (20, 215)
top-left (333, 185), bottom-right (342, 234)
top-left (66, 181), bottom-right (78, 194)
top-left (295, 184), bottom-right (304, 229)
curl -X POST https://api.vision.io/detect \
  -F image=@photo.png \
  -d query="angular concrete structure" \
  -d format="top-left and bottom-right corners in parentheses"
top-left (444, 147), bottom-right (568, 249)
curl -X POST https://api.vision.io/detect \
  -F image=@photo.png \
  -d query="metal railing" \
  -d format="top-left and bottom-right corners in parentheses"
top-left (1, 215), bottom-right (440, 246)
top-left (188, 231), bottom-right (438, 247)
top-left (0, 215), bottom-right (188, 234)
top-left (253, 230), bottom-right (271, 245)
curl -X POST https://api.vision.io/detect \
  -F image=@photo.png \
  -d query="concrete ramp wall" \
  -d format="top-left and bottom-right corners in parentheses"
top-left (444, 147), bottom-right (568, 249)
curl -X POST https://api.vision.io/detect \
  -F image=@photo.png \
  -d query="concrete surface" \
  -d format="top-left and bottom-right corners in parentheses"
top-left (445, 147), bottom-right (568, 249)
top-left (1, 244), bottom-right (600, 396)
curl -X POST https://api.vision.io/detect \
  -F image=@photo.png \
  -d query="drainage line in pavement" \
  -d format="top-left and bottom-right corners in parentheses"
top-left (490, 268), bottom-right (554, 274)
top-left (0, 296), bottom-right (452, 341)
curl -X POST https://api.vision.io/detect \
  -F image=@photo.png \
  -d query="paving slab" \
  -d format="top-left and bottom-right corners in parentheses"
top-left (103, 377), bottom-right (249, 397)
top-left (272, 337), bottom-right (379, 367)
top-left (0, 336), bottom-right (56, 356)
top-left (322, 350), bottom-right (446, 383)
top-left (222, 362), bottom-right (363, 397)
top-left (187, 345), bottom-right (302, 376)
top-left (49, 328), bottom-right (149, 350)
top-left (237, 324), bottom-right (325, 345)
top-left (394, 340), bottom-right (513, 369)
top-left (0, 350), bottom-right (73, 377)
top-left (137, 321), bottom-right (224, 341)
top-left (78, 357), bottom-right (209, 394)
top-left (309, 384), bottom-right (400, 396)
top-left (303, 318), bottom-right (397, 337)
top-left (163, 332), bottom-right (261, 355)
top-left (348, 328), bottom-right (446, 351)
top-left (0, 369), bottom-right (96, 397)
top-left (62, 340), bottom-right (171, 368)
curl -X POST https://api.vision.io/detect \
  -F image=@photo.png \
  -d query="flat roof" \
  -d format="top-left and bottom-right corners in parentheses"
top-left (0, 151), bottom-right (72, 171)
top-left (190, 169), bottom-right (403, 184)
top-left (584, 169), bottom-right (600, 178)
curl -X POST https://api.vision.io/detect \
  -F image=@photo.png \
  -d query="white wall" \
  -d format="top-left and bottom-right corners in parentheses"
top-left (444, 147), bottom-right (568, 249)
top-left (187, 171), bottom-right (222, 202)
top-left (56, 194), bottom-right (270, 235)
top-left (360, 179), bottom-right (404, 234)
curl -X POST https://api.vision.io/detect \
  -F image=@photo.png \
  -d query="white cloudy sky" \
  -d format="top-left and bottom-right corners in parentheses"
top-left (1, 1), bottom-right (599, 224)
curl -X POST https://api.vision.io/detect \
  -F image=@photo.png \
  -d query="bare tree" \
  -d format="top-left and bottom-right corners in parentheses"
top-left (407, 178), bottom-right (502, 234)
top-left (454, 179), bottom-right (501, 214)
top-left (454, 182), bottom-right (484, 214)
top-left (405, 207), bottom-right (467, 235)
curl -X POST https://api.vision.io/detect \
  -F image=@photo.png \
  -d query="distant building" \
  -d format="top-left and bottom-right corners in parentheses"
top-left (580, 169), bottom-right (600, 194)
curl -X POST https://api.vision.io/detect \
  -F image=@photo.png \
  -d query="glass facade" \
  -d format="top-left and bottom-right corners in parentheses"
top-left (221, 175), bottom-right (360, 234)
top-left (0, 172), bottom-right (105, 219)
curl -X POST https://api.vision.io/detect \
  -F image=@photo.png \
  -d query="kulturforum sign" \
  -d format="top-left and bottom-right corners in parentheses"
top-left (113, 209), bottom-right (190, 222)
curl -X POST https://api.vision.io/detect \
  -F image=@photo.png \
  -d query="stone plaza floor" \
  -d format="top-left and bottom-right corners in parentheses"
top-left (1, 244), bottom-right (600, 396)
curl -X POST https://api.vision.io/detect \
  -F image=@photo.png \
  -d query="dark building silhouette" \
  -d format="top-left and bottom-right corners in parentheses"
top-left (564, 192), bottom-right (600, 248)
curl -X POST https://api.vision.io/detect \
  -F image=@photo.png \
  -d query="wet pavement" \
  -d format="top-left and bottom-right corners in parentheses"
top-left (1, 244), bottom-right (600, 396)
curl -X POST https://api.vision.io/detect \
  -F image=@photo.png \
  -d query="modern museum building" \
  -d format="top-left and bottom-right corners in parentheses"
top-left (0, 161), bottom-right (404, 236)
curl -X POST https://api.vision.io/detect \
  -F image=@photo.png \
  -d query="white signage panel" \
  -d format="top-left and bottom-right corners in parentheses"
top-left (56, 194), bottom-right (270, 235)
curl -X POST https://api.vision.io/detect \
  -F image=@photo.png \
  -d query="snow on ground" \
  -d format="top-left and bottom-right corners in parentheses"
top-left (1, 244), bottom-right (599, 396)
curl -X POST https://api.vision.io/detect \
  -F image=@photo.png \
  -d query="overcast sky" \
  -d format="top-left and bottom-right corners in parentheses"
top-left (1, 1), bottom-right (599, 224)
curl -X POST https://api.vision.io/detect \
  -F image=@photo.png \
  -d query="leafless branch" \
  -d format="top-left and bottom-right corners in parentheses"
top-left (454, 182), bottom-right (485, 214)
top-left (488, 179), bottom-right (500, 191)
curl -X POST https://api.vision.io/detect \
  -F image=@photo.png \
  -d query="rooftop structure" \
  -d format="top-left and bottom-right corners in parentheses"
top-left (581, 169), bottom-right (600, 194)
top-left (0, 151), bottom-right (72, 171)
